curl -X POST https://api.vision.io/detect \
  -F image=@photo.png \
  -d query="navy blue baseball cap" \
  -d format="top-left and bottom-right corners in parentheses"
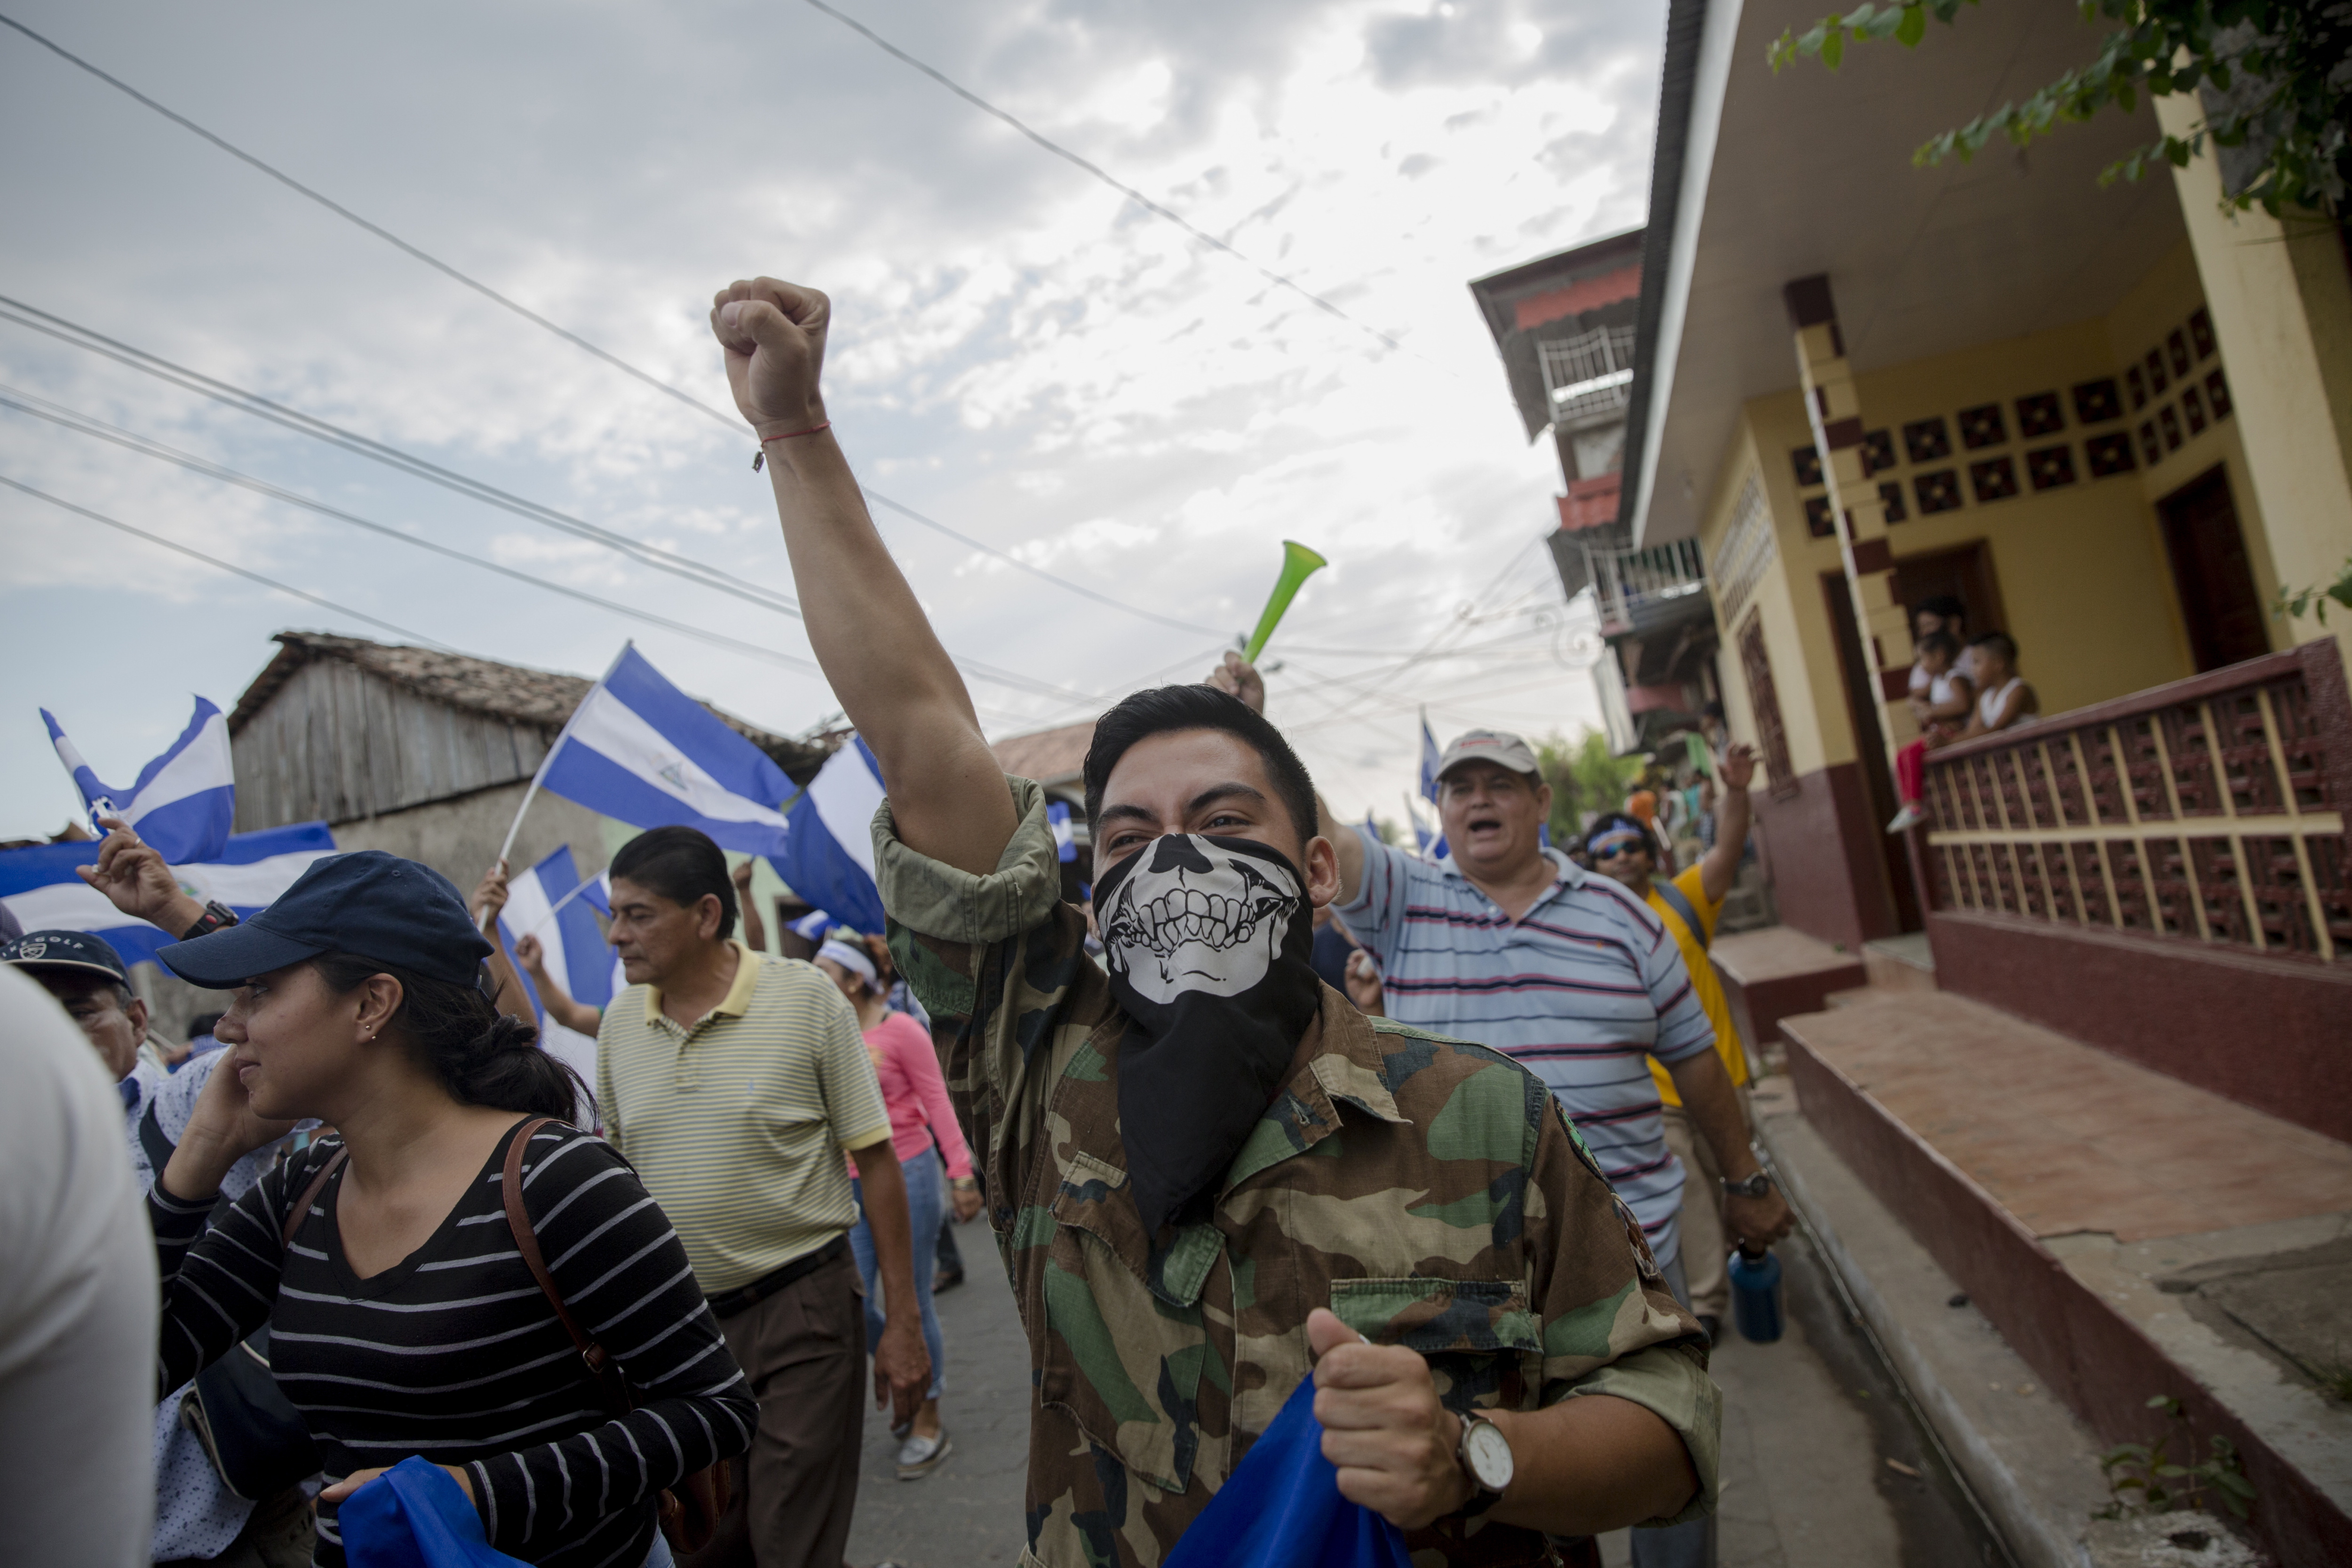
top-left (158, 850), bottom-right (492, 988)
top-left (1, 928), bottom-right (132, 984)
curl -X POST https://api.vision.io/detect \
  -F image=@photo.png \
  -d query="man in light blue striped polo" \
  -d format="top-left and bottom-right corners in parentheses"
top-left (1212, 658), bottom-right (1791, 1295)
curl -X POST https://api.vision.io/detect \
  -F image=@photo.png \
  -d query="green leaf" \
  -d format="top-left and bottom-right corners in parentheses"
top-left (1896, 4), bottom-right (1927, 46)
top-left (1822, 26), bottom-right (1845, 69)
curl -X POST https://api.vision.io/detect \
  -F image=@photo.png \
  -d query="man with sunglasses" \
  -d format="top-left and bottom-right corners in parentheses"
top-left (1582, 742), bottom-right (1769, 1344)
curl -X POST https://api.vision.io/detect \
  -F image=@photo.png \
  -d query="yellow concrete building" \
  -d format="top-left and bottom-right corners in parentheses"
top-left (1603, 5), bottom-right (2352, 1562)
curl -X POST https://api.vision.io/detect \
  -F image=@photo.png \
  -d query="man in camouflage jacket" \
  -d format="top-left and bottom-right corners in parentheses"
top-left (708, 274), bottom-right (1721, 1568)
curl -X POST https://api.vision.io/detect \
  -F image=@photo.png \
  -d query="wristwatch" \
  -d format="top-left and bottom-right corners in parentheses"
top-left (1454, 1410), bottom-right (1514, 1499)
top-left (1722, 1169), bottom-right (1774, 1199)
top-left (181, 901), bottom-right (241, 941)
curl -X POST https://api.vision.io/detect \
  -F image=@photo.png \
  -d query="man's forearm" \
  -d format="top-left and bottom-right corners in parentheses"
top-left (1486, 1393), bottom-right (1697, 1535)
top-left (1665, 1049), bottom-right (1757, 1182)
top-left (1699, 784), bottom-right (1750, 906)
top-left (851, 1142), bottom-right (921, 1323)
top-left (763, 437), bottom-right (1014, 875)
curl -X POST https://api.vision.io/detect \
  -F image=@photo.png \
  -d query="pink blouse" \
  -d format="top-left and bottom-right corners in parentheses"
top-left (855, 1011), bottom-right (973, 1180)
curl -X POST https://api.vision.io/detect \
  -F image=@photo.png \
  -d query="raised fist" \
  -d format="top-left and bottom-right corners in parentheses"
top-left (710, 277), bottom-right (831, 439)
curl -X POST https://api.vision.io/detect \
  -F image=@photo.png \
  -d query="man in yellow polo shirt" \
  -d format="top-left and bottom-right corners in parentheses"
top-left (1583, 743), bottom-right (1760, 1343)
top-left (595, 826), bottom-right (928, 1568)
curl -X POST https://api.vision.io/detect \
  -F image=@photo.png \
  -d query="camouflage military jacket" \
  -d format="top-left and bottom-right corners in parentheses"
top-left (878, 777), bottom-right (1718, 1568)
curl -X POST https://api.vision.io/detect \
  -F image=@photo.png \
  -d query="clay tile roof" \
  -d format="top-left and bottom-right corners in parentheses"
top-left (231, 632), bottom-right (833, 780)
top-left (988, 718), bottom-right (1098, 788)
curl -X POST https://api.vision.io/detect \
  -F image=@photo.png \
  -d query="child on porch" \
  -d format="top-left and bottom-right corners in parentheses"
top-left (1886, 631), bottom-right (1975, 834)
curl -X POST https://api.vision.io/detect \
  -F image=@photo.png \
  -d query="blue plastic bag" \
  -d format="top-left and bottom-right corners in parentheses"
top-left (339, 1457), bottom-right (531, 1568)
top-left (1164, 1374), bottom-right (1414, 1568)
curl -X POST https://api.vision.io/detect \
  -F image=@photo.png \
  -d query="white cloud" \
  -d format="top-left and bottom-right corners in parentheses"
top-left (0, 0), bottom-right (1662, 836)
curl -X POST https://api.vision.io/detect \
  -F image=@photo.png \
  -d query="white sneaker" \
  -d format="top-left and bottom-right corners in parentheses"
top-left (1885, 804), bottom-right (1923, 834)
top-left (896, 1429), bottom-right (952, 1480)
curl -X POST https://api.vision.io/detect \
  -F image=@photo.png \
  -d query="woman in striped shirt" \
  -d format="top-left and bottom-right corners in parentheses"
top-left (140, 848), bottom-right (755, 1567)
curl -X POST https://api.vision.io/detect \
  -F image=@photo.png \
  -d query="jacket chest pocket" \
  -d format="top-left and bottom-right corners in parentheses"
top-left (1329, 1276), bottom-right (1545, 1414)
top-left (1036, 1150), bottom-right (1226, 1496)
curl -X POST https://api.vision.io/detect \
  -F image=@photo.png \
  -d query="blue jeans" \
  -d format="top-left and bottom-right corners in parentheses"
top-left (1627, 1249), bottom-right (1716, 1568)
top-left (849, 1145), bottom-right (947, 1402)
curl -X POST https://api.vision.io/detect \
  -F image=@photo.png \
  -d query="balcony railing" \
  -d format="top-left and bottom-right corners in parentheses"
top-left (1590, 537), bottom-right (1708, 634)
top-left (1921, 643), bottom-right (2352, 962)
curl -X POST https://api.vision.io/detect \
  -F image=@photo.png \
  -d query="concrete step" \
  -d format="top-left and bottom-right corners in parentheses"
top-left (1863, 931), bottom-right (1937, 993)
top-left (1707, 924), bottom-right (1865, 1065)
top-left (1776, 994), bottom-right (2352, 1567)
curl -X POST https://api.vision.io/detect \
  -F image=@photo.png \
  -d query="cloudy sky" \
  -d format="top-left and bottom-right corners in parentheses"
top-left (0, 0), bottom-right (1661, 843)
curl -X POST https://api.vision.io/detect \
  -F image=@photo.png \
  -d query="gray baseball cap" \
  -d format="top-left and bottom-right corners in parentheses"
top-left (1435, 729), bottom-right (1542, 781)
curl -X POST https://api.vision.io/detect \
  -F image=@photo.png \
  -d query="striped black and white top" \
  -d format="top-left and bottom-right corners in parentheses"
top-left (152, 1119), bottom-right (756, 1568)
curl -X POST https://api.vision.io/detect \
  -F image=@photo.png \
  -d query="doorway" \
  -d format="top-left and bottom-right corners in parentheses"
top-left (2158, 465), bottom-right (2269, 671)
top-left (1821, 573), bottom-right (1923, 934)
top-left (1890, 541), bottom-right (2009, 677)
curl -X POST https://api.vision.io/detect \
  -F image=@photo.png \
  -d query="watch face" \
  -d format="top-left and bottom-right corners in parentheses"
top-left (1464, 1418), bottom-right (1514, 1490)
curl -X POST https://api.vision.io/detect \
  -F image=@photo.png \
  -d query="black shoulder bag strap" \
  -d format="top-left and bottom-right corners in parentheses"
top-left (1651, 877), bottom-right (1710, 952)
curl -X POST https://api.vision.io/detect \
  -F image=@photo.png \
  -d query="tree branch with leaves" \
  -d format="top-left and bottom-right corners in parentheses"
top-left (1769, 0), bottom-right (2351, 218)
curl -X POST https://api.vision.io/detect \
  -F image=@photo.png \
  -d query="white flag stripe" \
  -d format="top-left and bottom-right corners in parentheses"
top-left (807, 752), bottom-right (885, 879)
top-left (124, 708), bottom-right (236, 814)
top-left (567, 686), bottom-right (789, 829)
top-left (0, 847), bottom-right (327, 940)
top-left (501, 869), bottom-right (572, 998)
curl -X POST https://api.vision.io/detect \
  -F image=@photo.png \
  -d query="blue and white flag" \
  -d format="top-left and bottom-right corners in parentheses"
top-left (537, 645), bottom-right (793, 857)
top-left (43, 697), bottom-right (236, 865)
top-left (493, 844), bottom-right (613, 1097)
top-left (1417, 710), bottom-right (1443, 805)
top-left (1048, 801), bottom-right (1077, 864)
top-left (787, 908), bottom-right (833, 943)
top-left (779, 739), bottom-right (887, 936)
top-left (0, 821), bottom-right (337, 969)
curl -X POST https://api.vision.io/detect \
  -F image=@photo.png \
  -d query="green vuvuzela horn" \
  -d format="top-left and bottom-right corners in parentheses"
top-left (1241, 541), bottom-right (1328, 664)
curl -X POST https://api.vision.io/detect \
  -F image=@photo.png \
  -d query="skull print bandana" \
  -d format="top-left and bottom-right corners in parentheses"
top-left (1093, 833), bottom-right (1322, 1234)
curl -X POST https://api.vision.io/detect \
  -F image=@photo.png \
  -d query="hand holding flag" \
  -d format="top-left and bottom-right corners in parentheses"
top-left (44, 697), bottom-right (236, 865)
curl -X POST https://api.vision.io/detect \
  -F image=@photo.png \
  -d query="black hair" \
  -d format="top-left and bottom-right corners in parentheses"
top-left (1969, 630), bottom-right (2018, 665)
top-left (311, 952), bottom-right (583, 1120)
top-left (1082, 685), bottom-right (1320, 845)
top-left (188, 1011), bottom-right (225, 1038)
top-left (610, 826), bottom-right (737, 939)
top-left (1701, 700), bottom-right (1726, 721)
top-left (1917, 631), bottom-right (1959, 659)
top-left (1914, 595), bottom-right (1966, 627)
top-left (1581, 811), bottom-right (1654, 860)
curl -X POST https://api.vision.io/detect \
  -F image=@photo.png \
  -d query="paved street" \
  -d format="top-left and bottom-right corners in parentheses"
top-left (847, 1201), bottom-right (2010, 1568)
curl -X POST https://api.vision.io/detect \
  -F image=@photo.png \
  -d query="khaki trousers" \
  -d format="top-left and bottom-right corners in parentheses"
top-left (683, 1247), bottom-right (865, 1568)
top-left (1660, 1083), bottom-right (1753, 1323)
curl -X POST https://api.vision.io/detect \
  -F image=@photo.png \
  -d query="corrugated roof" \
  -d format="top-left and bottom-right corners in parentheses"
top-left (230, 632), bottom-right (833, 781)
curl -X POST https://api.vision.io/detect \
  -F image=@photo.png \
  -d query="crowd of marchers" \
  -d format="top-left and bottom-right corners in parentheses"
top-left (0, 273), bottom-right (1838, 1568)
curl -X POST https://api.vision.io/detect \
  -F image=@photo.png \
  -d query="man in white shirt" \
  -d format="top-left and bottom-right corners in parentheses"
top-left (0, 963), bottom-right (157, 1568)
top-left (2, 927), bottom-right (309, 1567)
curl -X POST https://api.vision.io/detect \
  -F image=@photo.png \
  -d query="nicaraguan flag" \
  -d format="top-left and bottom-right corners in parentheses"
top-left (43, 697), bottom-right (236, 865)
top-left (1048, 801), bottom-right (1077, 864)
top-left (539, 646), bottom-right (793, 857)
top-left (1417, 710), bottom-right (1442, 805)
top-left (778, 738), bottom-right (887, 936)
top-left (493, 844), bottom-right (613, 1099)
top-left (0, 822), bottom-right (337, 968)
top-left (1161, 1375), bottom-right (1409, 1568)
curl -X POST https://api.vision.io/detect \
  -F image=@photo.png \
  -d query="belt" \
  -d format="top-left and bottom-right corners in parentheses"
top-left (705, 1236), bottom-right (847, 1320)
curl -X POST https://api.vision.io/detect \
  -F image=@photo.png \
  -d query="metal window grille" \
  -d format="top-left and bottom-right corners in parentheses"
top-left (1708, 471), bottom-right (1776, 628)
top-left (1539, 325), bottom-right (1638, 428)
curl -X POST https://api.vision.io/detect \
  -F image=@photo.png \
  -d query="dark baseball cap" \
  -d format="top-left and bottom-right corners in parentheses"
top-left (1, 929), bottom-right (132, 984)
top-left (158, 850), bottom-right (491, 989)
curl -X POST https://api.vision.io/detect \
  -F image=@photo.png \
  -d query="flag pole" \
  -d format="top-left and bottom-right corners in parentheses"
top-left (499, 642), bottom-right (629, 868)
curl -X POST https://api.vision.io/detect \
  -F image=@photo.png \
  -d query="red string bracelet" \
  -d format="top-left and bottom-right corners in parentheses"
top-left (751, 422), bottom-right (831, 470)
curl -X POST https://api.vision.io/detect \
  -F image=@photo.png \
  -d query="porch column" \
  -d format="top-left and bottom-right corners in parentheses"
top-left (1784, 275), bottom-right (1916, 757)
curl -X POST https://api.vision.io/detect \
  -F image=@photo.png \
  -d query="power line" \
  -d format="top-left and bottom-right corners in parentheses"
top-left (798, 0), bottom-right (1410, 358)
top-left (0, 472), bottom-right (448, 648)
top-left (0, 295), bottom-right (803, 617)
top-left (0, 10), bottom-right (737, 433)
top-left (0, 16), bottom-right (1234, 634)
top-left (0, 383), bottom-right (1110, 709)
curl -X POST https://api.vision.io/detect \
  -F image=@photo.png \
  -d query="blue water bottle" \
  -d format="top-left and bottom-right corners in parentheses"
top-left (1727, 1246), bottom-right (1784, 1343)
